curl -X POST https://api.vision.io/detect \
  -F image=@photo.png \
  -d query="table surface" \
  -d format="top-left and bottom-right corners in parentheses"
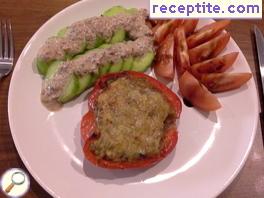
top-left (0, 0), bottom-right (263, 197)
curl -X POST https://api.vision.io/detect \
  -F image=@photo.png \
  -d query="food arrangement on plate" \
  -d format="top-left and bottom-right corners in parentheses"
top-left (35, 6), bottom-right (252, 169)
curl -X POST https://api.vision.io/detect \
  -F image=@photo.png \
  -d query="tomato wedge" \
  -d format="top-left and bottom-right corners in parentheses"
top-left (81, 71), bottom-right (182, 169)
top-left (154, 33), bottom-right (174, 79)
top-left (179, 71), bottom-right (221, 111)
top-left (182, 19), bottom-right (199, 36)
top-left (191, 52), bottom-right (239, 79)
top-left (200, 72), bottom-right (252, 93)
top-left (154, 19), bottom-right (183, 44)
top-left (187, 20), bottom-right (231, 49)
top-left (174, 27), bottom-right (191, 77)
top-left (189, 32), bottom-right (230, 65)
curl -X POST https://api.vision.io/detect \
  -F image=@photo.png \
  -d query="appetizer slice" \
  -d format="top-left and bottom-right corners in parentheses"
top-left (200, 73), bottom-right (252, 93)
top-left (190, 52), bottom-right (239, 79)
top-left (81, 71), bottom-right (182, 169)
top-left (174, 27), bottom-right (191, 78)
top-left (187, 20), bottom-right (231, 49)
top-left (153, 33), bottom-right (174, 79)
top-left (41, 37), bottom-right (155, 110)
top-left (182, 19), bottom-right (199, 36)
top-left (36, 6), bottom-right (151, 75)
top-left (189, 32), bottom-right (230, 65)
top-left (153, 19), bottom-right (183, 44)
top-left (179, 71), bottom-right (221, 111)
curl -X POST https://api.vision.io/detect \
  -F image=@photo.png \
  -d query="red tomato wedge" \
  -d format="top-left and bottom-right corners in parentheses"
top-left (81, 111), bottom-right (96, 143)
top-left (154, 33), bottom-right (175, 79)
top-left (182, 19), bottom-right (199, 36)
top-left (187, 20), bottom-right (231, 49)
top-left (191, 52), bottom-right (239, 79)
top-left (200, 72), bottom-right (252, 93)
top-left (189, 32), bottom-right (231, 65)
top-left (81, 71), bottom-right (182, 169)
top-left (154, 19), bottom-right (183, 44)
top-left (179, 71), bottom-right (221, 111)
top-left (174, 27), bottom-right (191, 77)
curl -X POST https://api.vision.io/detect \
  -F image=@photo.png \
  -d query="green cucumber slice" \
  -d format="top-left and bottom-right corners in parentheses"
top-left (131, 52), bottom-right (155, 72)
top-left (77, 74), bottom-right (92, 95)
top-left (110, 29), bottom-right (126, 44)
top-left (127, 8), bottom-right (138, 14)
top-left (57, 27), bottom-right (68, 37)
top-left (93, 37), bottom-right (105, 48)
top-left (121, 56), bottom-right (133, 71)
top-left (103, 6), bottom-right (127, 16)
top-left (90, 73), bottom-right (99, 85)
top-left (109, 60), bottom-right (123, 73)
top-left (99, 63), bottom-right (111, 76)
top-left (58, 75), bottom-right (79, 103)
top-left (98, 44), bottom-right (111, 49)
top-left (36, 58), bottom-right (49, 76)
top-left (46, 61), bottom-right (61, 79)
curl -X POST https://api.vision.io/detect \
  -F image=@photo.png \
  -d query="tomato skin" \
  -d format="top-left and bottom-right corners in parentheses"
top-left (154, 19), bottom-right (183, 44)
top-left (187, 20), bottom-right (231, 49)
top-left (174, 27), bottom-right (191, 78)
top-left (189, 32), bottom-right (230, 65)
top-left (81, 71), bottom-right (182, 169)
top-left (182, 19), bottom-right (199, 36)
top-left (153, 34), bottom-right (174, 80)
top-left (190, 52), bottom-right (239, 79)
top-left (179, 71), bottom-right (221, 111)
top-left (81, 111), bottom-right (96, 143)
top-left (200, 72), bottom-right (252, 93)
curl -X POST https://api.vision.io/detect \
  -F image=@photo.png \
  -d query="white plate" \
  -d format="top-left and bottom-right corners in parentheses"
top-left (8, 0), bottom-right (259, 197)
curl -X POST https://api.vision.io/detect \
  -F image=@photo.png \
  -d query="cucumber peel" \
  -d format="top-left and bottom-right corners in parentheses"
top-left (36, 58), bottom-right (49, 76)
top-left (122, 56), bottom-right (133, 71)
top-left (109, 60), bottom-right (123, 73)
top-left (99, 63), bottom-right (111, 76)
top-left (46, 61), bottom-right (61, 79)
top-left (58, 75), bottom-right (79, 103)
top-left (131, 52), bottom-right (155, 72)
top-left (57, 27), bottom-right (68, 37)
top-left (111, 29), bottom-right (126, 44)
top-left (77, 74), bottom-right (92, 95)
top-left (103, 6), bottom-right (127, 16)
top-left (98, 44), bottom-right (111, 49)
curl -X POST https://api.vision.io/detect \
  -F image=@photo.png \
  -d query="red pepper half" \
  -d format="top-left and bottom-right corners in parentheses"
top-left (81, 71), bottom-right (182, 169)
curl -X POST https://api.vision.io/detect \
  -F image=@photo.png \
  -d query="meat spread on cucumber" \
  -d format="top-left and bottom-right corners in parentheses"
top-left (36, 6), bottom-right (155, 110)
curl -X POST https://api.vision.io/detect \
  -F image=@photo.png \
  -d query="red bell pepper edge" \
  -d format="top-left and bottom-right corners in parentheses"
top-left (81, 71), bottom-right (182, 169)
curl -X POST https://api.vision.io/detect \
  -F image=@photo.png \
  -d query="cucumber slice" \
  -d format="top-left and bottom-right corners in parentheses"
top-left (36, 58), bottom-right (49, 76)
top-left (110, 29), bottom-right (126, 44)
top-left (103, 6), bottom-right (127, 16)
top-left (127, 8), bottom-right (138, 14)
top-left (121, 56), bottom-right (133, 71)
top-left (99, 63), bottom-right (111, 76)
top-left (57, 27), bottom-right (68, 37)
top-left (58, 75), bottom-right (79, 103)
top-left (46, 61), bottom-right (61, 79)
top-left (98, 44), bottom-right (111, 49)
top-left (109, 60), bottom-right (123, 73)
top-left (77, 74), bottom-right (92, 95)
top-left (93, 37), bottom-right (105, 48)
top-left (90, 73), bottom-right (99, 85)
top-left (131, 52), bottom-right (155, 72)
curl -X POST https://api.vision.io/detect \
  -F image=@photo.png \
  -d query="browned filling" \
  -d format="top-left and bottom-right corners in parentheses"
top-left (89, 77), bottom-right (175, 162)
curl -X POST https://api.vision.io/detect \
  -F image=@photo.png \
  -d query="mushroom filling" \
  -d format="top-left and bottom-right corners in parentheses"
top-left (90, 77), bottom-right (175, 162)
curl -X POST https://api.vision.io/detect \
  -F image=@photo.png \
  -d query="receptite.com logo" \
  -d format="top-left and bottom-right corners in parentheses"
top-left (0, 168), bottom-right (30, 197)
